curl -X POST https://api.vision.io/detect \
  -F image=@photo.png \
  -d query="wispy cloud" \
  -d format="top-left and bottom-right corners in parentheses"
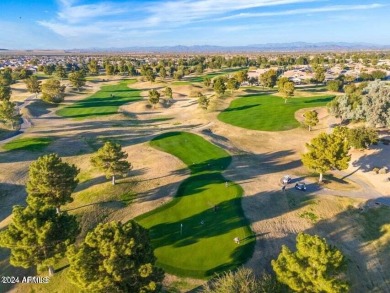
top-left (56, 0), bottom-right (129, 24)
top-left (218, 3), bottom-right (385, 20)
top-left (40, 0), bottom-right (319, 37)
top-left (144, 0), bottom-right (317, 24)
top-left (37, 0), bottom-right (387, 45)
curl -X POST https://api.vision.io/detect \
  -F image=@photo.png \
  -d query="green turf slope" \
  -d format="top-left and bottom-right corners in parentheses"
top-left (218, 94), bottom-right (334, 131)
top-left (3, 137), bottom-right (52, 152)
top-left (136, 132), bottom-right (254, 278)
top-left (56, 79), bottom-right (140, 119)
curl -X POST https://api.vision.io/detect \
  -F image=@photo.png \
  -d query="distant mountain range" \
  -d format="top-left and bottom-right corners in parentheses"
top-left (72, 42), bottom-right (390, 53)
top-left (2, 42), bottom-right (390, 54)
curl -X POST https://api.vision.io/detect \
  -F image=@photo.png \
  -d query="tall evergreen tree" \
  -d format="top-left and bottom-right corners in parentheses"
top-left (68, 71), bottom-right (86, 91)
top-left (26, 153), bottom-right (79, 213)
top-left (41, 79), bottom-right (66, 103)
top-left (0, 100), bottom-right (21, 129)
top-left (213, 77), bottom-right (226, 96)
top-left (90, 141), bottom-right (131, 185)
top-left (0, 69), bottom-right (13, 86)
top-left (0, 206), bottom-right (79, 276)
top-left (277, 77), bottom-right (295, 103)
top-left (87, 59), bottom-right (99, 75)
top-left (198, 93), bottom-right (210, 110)
top-left (314, 66), bottom-right (326, 84)
top-left (24, 75), bottom-right (42, 98)
top-left (303, 110), bottom-right (319, 131)
top-left (148, 89), bottom-right (160, 108)
top-left (272, 233), bottom-right (349, 293)
top-left (234, 70), bottom-right (248, 84)
top-left (0, 85), bottom-right (12, 101)
top-left (67, 221), bottom-right (164, 293)
top-left (227, 77), bottom-right (240, 93)
top-left (302, 132), bottom-right (350, 182)
top-left (259, 69), bottom-right (277, 88)
top-left (163, 86), bottom-right (173, 104)
top-left (55, 64), bottom-right (67, 79)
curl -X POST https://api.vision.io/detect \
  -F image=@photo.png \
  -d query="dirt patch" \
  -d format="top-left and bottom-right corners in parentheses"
top-left (1, 77), bottom-right (389, 292)
top-left (108, 143), bottom-right (189, 222)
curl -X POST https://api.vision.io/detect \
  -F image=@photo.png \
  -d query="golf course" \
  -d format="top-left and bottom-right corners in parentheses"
top-left (136, 132), bottom-right (254, 278)
top-left (1, 58), bottom-right (389, 293)
top-left (56, 79), bottom-right (141, 119)
top-left (218, 94), bottom-right (334, 131)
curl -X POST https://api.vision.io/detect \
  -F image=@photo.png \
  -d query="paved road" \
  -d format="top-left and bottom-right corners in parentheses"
top-left (0, 95), bottom-right (35, 145)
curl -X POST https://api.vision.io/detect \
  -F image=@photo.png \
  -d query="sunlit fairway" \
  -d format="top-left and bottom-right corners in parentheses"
top-left (136, 132), bottom-right (254, 278)
top-left (2, 137), bottom-right (53, 151)
top-left (56, 79), bottom-right (140, 119)
top-left (218, 94), bottom-right (334, 131)
top-left (185, 68), bottom-right (245, 83)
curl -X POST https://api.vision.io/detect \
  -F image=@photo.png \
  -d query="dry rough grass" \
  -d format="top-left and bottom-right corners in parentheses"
top-left (1, 79), bottom-right (389, 293)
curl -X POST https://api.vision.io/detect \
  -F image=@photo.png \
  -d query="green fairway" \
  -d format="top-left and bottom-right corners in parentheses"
top-left (171, 81), bottom-right (192, 86)
top-left (185, 68), bottom-right (245, 83)
top-left (56, 80), bottom-right (141, 119)
top-left (3, 137), bottom-right (52, 151)
top-left (136, 132), bottom-right (254, 278)
top-left (218, 94), bottom-right (334, 131)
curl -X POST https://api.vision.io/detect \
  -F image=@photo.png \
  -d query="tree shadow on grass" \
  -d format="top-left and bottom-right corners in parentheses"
top-left (302, 96), bottom-right (334, 104)
top-left (242, 89), bottom-right (277, 95)
top-left (221, 104), bottom-right (260, 113)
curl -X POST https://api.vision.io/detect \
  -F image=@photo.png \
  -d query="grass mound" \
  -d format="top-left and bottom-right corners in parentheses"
top-left (218, 94), bottom-right (334, 131)
top-left (56, 80), bottom-right (140, 119)
top-left (136, 132), bottom-right (254, 278)
top-left (3, 137), bottom-right (52, 151)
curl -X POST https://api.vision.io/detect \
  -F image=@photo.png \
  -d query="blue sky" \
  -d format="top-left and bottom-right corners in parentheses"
top-left (0, 0), bottom-right (389, 49)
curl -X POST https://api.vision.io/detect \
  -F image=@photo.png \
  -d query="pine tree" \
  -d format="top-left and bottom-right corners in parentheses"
top-left (67, 221), bottom-right (164, 293)
top-left (301, 132), bottom-right (350, 182)
top-left (0, 205), bottom-right (79, 276)
top-left (0, 85), bottom-right (12, 101)
top-left (87, 59), bottom-right (99, 75)
top-left (24, 75), bottom-right (42, 98)
top-left (54, 64), bottom-right (67, 79)
top-left (148, 89), bottom-right (160, 108)
top-left (227, 77), bottom-right (240, 93)
top-left (159, 67), bottom-right (167, 79)
top-left (347, 127), bottom-right (378, 149)
top-left (163, 87), bottom-right (173, 103)
top-left (90, 141), bottom-right (131, 185)
top-left (26, 153), bottom-right (79, 213)
top-left (272, 233), bottom-right (349, 293)
top-left (0, 100), bottom-right (21, 129)
top-left (213, 77), bottom-right (226, 96)
top-left (198, 93), bottom-right (210, 110)
top-left (277, 77), bottom-right (295, 103)
top-left (68, 71), bottom-right (86, 91)
top-left (41, 79), bottom-right (66, 103)
top-left (140, 65), bottom-right (155, 82)
top-left (303, 110), bottom-right (319, 131)
top-left (314, 66), bottom-right (326, 84)
top-left (259, 69), bottom-right (277, 88)
top-left (234, 70), bottom-right (248, 83)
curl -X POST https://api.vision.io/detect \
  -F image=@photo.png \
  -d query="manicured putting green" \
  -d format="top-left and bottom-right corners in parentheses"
top-left (56, 80), bottom-right (140, 119)
top-left (3, 137), bottom-right (52, 151)
top-left (136, 132), bottom-right (254, 278)
top-left (218, 94), bottom-right (334, 131)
